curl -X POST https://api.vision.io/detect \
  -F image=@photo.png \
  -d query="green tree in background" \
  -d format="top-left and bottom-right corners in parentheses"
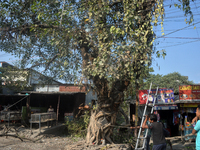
top-left (0, 63), bottom-right (32, 93)
top-left (141, 72), bottom-right (194, 93)
top-left (0, 0), bottom-right (195, 145)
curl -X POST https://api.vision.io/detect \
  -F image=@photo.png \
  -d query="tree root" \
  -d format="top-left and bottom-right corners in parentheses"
top-left (0, 134), bottom-right (23, 141)
top-left (0, 125), bottom-right (44, 143)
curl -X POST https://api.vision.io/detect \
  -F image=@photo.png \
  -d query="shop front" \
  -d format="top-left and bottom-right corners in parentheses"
top-left (178, 103), bottom-right (198, 141)
top-left (138, 88), bottom-right (180, 136)
top-left (177, 85), bottom-right (200, 141)
top-left (153, 105), bottom-right (179, 136)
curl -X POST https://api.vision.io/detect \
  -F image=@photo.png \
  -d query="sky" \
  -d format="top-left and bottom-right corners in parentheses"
top-left (0, 1), bottom-right (200, 83)
top-left (151, 0), bottom-right (200, 84)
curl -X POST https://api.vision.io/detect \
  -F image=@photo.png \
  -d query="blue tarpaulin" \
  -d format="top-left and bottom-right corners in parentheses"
top-left (154, 105), bottom-right (178, 110)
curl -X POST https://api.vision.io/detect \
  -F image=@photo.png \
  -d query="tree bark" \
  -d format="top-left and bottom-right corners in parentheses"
top-left (134, 81), bottom-right (139, 138)
top-left (86, 78), bottom-right (128, 145)
top-left (119, 106), bottom-right (129, 125)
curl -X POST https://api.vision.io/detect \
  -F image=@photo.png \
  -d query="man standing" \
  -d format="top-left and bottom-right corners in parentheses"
top-left (142, 114), bottom-right (166, 150)
top-left (192, 104), bottom-right (200, 150)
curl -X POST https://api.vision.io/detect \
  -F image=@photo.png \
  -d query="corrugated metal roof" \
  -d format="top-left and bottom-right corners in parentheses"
top-left (175, 100), bottom-right (200, 104)
top-left (20, 91), bottom-right (85, 95)
top-left (0, 94), bottom-right (27, 96)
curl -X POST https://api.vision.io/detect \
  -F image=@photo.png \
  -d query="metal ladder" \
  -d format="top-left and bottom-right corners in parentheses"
top-left (135, 82), bottom-right (159, 150)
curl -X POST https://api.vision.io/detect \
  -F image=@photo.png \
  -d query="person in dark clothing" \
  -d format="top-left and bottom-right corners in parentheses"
top-left (47, 105), bottom-right (54, 113)
top-left (142, 114), bottom-right (167, 150)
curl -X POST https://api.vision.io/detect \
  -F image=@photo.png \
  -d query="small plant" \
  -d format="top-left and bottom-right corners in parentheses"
top-left (112, 126), bottom-right (136, 147)
top-left (150, 143), bottom-right (153, 150)
top-left (65, 110), bottom-right (90, 138)
top-left (185, 146), bottom-right (195, 150)
top-left (83, 110), bottom-right (90, 129)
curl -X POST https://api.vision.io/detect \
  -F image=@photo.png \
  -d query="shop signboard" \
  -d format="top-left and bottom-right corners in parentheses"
top-left (154, 105), bottom-right (178, 110)
top-left (180, 103), bottom-right (199, 107)
top-left (179, 85), bottom-right (200, 101)
top-left (139, 89), bottom-right (174, 104)
top-left (139, 90), bottom-right (149, 104)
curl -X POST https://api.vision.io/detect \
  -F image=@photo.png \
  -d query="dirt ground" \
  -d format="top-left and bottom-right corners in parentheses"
top-left (0, 123), bottom-right (195, 150)
top-left (0, 135), bottom-right (85, 150)
top-left (0, 123), bottom-right (85, 150)
top-left (0, 123), bottom-right (131, 150)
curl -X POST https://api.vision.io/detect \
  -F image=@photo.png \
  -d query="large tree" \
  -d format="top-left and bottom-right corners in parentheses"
top-left (0, 0), bottom-right (195, 145)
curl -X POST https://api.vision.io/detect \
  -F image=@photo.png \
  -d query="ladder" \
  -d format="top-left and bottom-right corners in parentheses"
top-left (135, 82), bottom-right (159, 150)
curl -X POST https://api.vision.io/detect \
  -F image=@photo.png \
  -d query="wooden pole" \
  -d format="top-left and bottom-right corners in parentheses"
top-left (135, 80), bottom-right (139, 138)
top-left (56, 95), bottom-right (60, 125)
top-left (26, 94), bottom-right (30, 122)
top-left (181, 104), bottom-right (183, 141)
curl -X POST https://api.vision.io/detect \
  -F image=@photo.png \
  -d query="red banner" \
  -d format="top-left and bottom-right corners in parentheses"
top-left (139, 90), bottom-right (148, 104)
top-left (179, 85), bottom-right (200, 100)
top-left (139, 89), bottom-right (174, 104)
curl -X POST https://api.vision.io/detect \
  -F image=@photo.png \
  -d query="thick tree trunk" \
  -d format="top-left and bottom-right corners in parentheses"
top-left (86, 107), bottom-right (117, 145)
top-left (86, 78), bottom-right (128, 145)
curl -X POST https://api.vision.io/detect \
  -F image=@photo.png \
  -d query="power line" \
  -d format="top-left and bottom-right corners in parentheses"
top-left (156, 21), bottom-right (200, 39)
top-left (165, 5), bottom-right (200, 15)
top-left (159, 37), bottom-right (200, 39)
top-left (155, 39), bottom-right (200, 49)
top-left (194, 1), bottom-right (200, 38)
top-left (163, 13), bottom-right (200, 19)
top-left (154, 27), bottom-right (200, 31)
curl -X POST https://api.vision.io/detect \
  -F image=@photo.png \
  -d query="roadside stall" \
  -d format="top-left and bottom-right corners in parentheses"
top-left (0, 111), bottom-right (22, 127)
top-left (138, 88), bottom-right (179, 136)
top-left (153, 105), bottom-right (179, 136)
top-left (177, 103), bottom-right (197, 141)
top-left (177, 85), bottom-right (200, 141)
top-left (30, 112), bottom-right (57, 132)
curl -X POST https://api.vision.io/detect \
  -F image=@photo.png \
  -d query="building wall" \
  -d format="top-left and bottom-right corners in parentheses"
top-left (85, 90), bottom-right (97, 105)
top-left (2, 87), bottom-right (14, 95)
top-left (29, 71), bottom-right (60, 85)
top-left (59, 85), bottom-right (97, 105)
top-left (59, 85), bottom-right (86, 92)
top-left (73, 93), bottom-right (86, 117)
top-left (34, 85), bottom-right (60, 92)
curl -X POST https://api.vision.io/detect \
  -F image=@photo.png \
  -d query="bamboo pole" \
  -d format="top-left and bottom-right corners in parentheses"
top-left (26, 94), bottom-right (30, 122)
top-left (56, 95), bottom-right (60, 125)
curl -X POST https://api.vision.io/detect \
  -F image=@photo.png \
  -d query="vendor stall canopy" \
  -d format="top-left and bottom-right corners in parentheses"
top-left (154, 105), bottom-right (178, 110)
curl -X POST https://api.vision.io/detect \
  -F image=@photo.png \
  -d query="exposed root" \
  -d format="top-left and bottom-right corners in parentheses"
top-left (0, 134), bottom-right (23, 141)
top-left (0, 125), bottom-right (44, 143)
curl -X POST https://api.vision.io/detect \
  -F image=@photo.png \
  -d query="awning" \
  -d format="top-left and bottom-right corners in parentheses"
top-left (154, 105), bottom-right (178, 110)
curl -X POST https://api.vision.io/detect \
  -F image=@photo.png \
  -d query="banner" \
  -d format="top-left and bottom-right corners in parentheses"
top-left (179, 85), bottom-right (200, 100)
top-left (139, 89), bottom-right (174, 104)
top-left (139, 90), bottom-right (148, 104)
top-left (180, 103), bottom-right (198, 107)
top-left (154, 105), bottom-right (178, 110)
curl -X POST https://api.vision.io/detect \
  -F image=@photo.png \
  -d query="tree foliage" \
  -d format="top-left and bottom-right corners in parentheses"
top-left (0, 63), bottom-right (32, 93)
top-left (0, 0), bottom-right (195, 88)
top-left (141, 72), bottom-right (194, 93)
top-left (0, 0), bottom-right (165, 85)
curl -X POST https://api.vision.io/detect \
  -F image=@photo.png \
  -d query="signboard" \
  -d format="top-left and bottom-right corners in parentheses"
top-left (139, 89), bottom-right (174, 104)
top-left (139, 90), bottom-right (149, 104)
top-left (179, 85), bottom-right (200, 101)
top-left (154, 105), bottom-right (178, 110)
top-left (180, 103), bottom-right (199, 107)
